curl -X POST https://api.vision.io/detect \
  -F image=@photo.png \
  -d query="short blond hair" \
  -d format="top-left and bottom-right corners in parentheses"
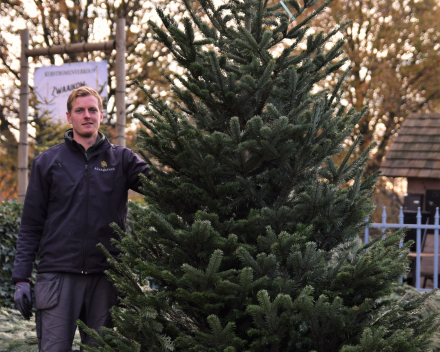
top-left (67, 86), bottom-right (103, 113)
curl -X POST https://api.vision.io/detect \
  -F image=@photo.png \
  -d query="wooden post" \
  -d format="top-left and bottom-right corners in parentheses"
top-left (115, 18), bottom-right (126, 147)
top-left (18, 29), bottom-right (29, 203)
top-left (25, 40), bottom-right (115, 57)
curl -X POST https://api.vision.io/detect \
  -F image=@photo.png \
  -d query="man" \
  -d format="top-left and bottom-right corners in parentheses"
top-left (12, 86), bottom-right (150, 351)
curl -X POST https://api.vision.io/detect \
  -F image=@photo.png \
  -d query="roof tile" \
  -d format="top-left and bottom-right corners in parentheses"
top-left (382, 113), bottom-right (440, 178)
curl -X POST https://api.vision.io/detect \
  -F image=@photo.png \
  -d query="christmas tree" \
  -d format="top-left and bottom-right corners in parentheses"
top-left (81, 0), bottom-right (440, 350)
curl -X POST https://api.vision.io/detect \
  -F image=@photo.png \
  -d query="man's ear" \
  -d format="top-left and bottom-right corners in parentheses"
top-left (66, 112), bottom-right (72, 124)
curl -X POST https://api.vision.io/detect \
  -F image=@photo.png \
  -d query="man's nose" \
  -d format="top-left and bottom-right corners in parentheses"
top-left (84, 109), bottom-right (90, 118)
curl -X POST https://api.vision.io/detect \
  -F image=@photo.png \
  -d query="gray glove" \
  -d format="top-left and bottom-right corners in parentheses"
top-left (14, 282), bottom-right (33, 320)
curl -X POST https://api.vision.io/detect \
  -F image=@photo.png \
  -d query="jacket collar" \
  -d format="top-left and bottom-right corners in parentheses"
top-left (64, 129), bottom-right (110, 159)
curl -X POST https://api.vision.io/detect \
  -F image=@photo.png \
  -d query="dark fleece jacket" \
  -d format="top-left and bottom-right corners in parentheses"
top-left (12, 130), bottom-right (150, 282)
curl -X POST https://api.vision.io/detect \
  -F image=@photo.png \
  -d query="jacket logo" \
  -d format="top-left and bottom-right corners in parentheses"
top-left (95, 161), bottom-right (115, 172)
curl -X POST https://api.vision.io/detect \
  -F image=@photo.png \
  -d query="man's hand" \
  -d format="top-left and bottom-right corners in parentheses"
top-left (14, 282), bottom-right (33, 320)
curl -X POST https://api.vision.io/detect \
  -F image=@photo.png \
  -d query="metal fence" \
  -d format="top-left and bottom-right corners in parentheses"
top-left (364, 206), bottom-right (440, 292)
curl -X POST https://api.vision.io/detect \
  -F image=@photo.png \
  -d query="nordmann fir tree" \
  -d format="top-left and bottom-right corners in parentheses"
top-left (80, 0), bottom-right (440, 351)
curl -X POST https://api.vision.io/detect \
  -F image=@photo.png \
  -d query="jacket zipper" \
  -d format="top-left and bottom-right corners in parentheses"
top-left (56, 161), bottom-right (75, 183)
top-left (82, 162), bottom-right (89, 274)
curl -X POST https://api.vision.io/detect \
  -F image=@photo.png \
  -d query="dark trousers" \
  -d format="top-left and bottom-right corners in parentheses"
top-left (34, 272), bottom-right (117, 352)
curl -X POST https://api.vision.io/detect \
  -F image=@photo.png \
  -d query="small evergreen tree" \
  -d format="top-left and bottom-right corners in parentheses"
top-left (81, 0), bottom-right (440, 350)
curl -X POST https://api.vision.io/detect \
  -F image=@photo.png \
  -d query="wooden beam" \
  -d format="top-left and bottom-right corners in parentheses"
top-left (25, 40), bottom-right (115, 57)
top-left (18, 29), bottom-right (29, 203)
top-left (115, 18), bottom-right (126, 147)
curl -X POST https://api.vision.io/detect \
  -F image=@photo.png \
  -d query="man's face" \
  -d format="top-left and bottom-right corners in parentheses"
top-left (66, 95), bottom-right (103, 139)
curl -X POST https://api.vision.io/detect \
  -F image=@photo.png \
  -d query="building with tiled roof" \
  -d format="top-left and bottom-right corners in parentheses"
top-left (382, 113), bottom-right (440, 216)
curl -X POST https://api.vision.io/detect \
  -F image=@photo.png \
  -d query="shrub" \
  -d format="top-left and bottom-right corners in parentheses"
top-left (0, 201), bottom-right (37, 308)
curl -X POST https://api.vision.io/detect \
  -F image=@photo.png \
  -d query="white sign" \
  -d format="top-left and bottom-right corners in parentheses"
top-left (34, 61), bottom-right (108, 123)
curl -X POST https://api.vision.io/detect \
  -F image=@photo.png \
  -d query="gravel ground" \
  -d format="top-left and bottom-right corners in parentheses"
top-left (0, 308), bottom-right (80, 352)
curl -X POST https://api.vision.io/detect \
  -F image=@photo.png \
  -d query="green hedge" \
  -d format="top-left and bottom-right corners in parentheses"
top-left (0, 201), bottom-right (38, 308)
top-left (0, 201), bottom-right (23, 308)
